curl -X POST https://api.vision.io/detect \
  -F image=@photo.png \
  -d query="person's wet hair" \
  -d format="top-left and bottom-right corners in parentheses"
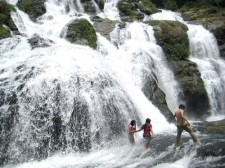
top-left (130, 120), bottom-right (136, 126)
top-left (146, 118), bottom-right (151, 123)
top-left (179, 104), bottom-right (185, 109)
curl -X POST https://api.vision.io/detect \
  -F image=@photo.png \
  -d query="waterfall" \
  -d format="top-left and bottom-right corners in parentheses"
top-left (103, 0), bottom-right (120, 20)
top-left (187, 25), bottom-right (225, 119)
top-left (1, 0), bottom-right (175, 166)
top-left (150, 10), bottom-right (225, 118)
top-left (2, 0), bottom-right (225, 167)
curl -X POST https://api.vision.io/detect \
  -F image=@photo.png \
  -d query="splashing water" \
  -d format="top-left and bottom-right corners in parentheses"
top-left (2, 1), bottom-right (224, 167)
top-left (149, 9), bottom-right (225, 119)
top-left (0, 0), bottom-right (177, 167)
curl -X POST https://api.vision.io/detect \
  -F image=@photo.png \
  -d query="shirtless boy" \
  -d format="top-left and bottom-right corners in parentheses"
top-left (174, 104), bottom-right (200, 147)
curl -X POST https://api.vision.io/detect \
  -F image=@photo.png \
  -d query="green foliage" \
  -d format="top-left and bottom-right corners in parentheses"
top-left (164, 0), bottom-right (178, 10)
top-left (0, 0), bottom-right (15, 25)
top-left (0, 25), bottom-right (10, 39)
top-left (0, 0), bottom-right (15, 39)
top-left (0, 14), bottom-right (7, 24)
top-left (17, 0), bottom-right (46, 21)
top-left (146, 20), bottom-right (189, 61)
top-left (17, 0), bottom-right (33, 13)
top-left (138, 0), bottom-right (158, 14)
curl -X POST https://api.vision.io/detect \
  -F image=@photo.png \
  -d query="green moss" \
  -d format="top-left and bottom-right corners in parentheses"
top-left (0, 25), bottom-right (10, 39)
top-left (206, 126), bottom-right (225, 133)
top-left (17, 0), bottom-right (33, 13)
top-left (0, 0), bottom-right (15, 25)
top-left (0, 0), bottom-right (15, 39)
top-left (67, 19), bottom-right (97, 49)
top-left (138, 0), bottom-right (158, 14)
top-left (212, 25), bottom-right (225, 45)
top-left (146, 20), bottom-right (189, 61)
top-left (17, 0), bottom-right (46, 21)
top-left (163, 0), bottom-right (178, 10)
top-left (98, 0), bottom-right (105, 10)
top-left (117, 1), bottom-right (136, 17)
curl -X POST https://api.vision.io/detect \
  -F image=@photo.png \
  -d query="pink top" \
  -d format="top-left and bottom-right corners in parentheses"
top-left (128, 125), bottom-right (136, 135)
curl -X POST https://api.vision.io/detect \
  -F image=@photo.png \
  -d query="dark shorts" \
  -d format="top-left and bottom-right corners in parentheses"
top-left (143, 136), bottom-right (152, 143)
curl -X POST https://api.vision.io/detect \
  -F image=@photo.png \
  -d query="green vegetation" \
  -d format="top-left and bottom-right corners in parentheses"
top-left (66, 19), bottom-right (97, 49)
top-left (0, 25), bottom-right (10, 39)
top-left (17, 0), bottom-right (33, 13)
top-left (178, 1), bottom-right (225, 28)
top-left (138, 0), bottom-right (158, 15)
top-left (117, 1), bottom-right (142, 21)
top-left (213, 25), bottom-right (225, 45)
top-left (0, 0), bottom-right (15, 39)
top-left (97, 0), bottom-right (104, 10)
top-left (17, 0), bottom-right (46, 21)
top-left (146, 20), bottom-right (189, 61)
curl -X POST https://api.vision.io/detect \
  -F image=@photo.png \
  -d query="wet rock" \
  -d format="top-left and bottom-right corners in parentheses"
top-left (28, 34), bottom-right (53, 49)
top-left (0, 89), bottom-right (5, 106)
top-left (142, 73), bottom-right (175, 123)
top-left (65, 18), bottom-right (97, 49)
top-left (93, 18), bottom-right (117, 40)
top-left (169, 60), bottom-right (210, 119)
top-left (194, 119), bottom-right (225, 134)
top-left (197, 141), bottom-right (225, 158)
top-left (17, 0), bottom-right (46, 22)
top-left (6, 91), bottom-right (17, 105)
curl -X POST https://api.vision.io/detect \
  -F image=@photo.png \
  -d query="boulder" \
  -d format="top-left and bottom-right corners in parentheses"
top-left (169, 60), bottom-right (210, 119)
top-left (28, 34), bottom-right (53, 49)
top-left (65, 18), bottom-right (97, 49)
top-left (117, 0), bottom-right (158, 22)
top-left (142, 73), bottom-right (175, 123)
top-left (93, 17), bottom-right (117, 40)
top-left (17, 0), bottom-right (46, 22)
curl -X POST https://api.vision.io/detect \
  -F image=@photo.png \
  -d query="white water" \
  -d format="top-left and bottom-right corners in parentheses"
top-left (0, 1), bottom-right (178, 167)
top-left (150, 10), bottom-right (225, 119)
top-left (187, 25), bottom-right (225, 119)
top-left (2, 1), bottom-right (224, 168)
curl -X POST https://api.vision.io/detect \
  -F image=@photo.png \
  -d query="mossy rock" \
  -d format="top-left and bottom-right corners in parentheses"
top-left (178, 2), bottom-right (225, 30)
top-left (17, 0), bottom-right (46, 22)
top-left (169, 60), bottom-right (210, 119)
top-left (138, 0), bottom-right (158, 15)
top-left (65, 18), bottom-right (97, 49)
top-left (93, 18), bottom-right (117, 40)
top-left (117, 0), bottom-right (144, 21)
top-left (212, 24), bottom-right (225, 45)
top-left (197, 119), bottom-right (225, 133)
top-left (0, 25), bottom-right (10, 39)
top-left (146, 20), bottom-right (189, 61)
top-left (95, 0), bottom-right (104, 10)
top-left (0, 0), bottom-right (18, 39)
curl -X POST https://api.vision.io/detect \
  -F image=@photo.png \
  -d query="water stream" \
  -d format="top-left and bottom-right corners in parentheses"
top-left (1, 1), bottom-right (224, 168)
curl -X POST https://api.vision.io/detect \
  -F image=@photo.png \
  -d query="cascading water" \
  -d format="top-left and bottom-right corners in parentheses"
top-left (1, 0), bottom-right (174, 167)
top-left (1, 1), bottom-right (225, 168)
top-left (187, 25), bottom-right (225, 119)
top-left (150, 9), bottom-right (225, 119)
